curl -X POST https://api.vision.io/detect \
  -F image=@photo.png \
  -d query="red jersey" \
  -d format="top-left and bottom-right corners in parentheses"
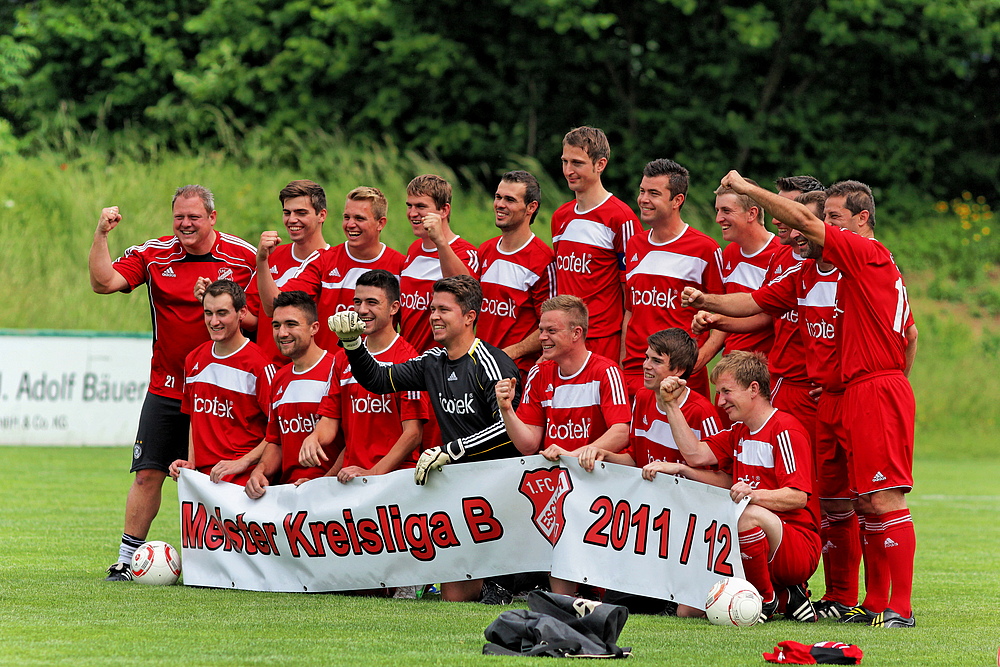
top-left (247, 243), bottom-right (326, 364)
top-left (265, 351), bottom-right (338, 484)
top-left (628, 387), bottom-right (720, 466)
top-left (623, 225), bottom-right (723, 376)
top-left (755, 260), bottom-right (843, 391)
top-left (751, 246), bottom-right (809, 382)
top-left (551, 194), bottom-right (638, 339)
top-left (822, 227), bottom-right (913, 383)
top-left (720, 235), bottom-right (780, 355)
top-left (518, 353), bottom-right (630, 452)
top-left (113, 232), bottom-right (257, 400)
top-left (319, 335), bottom-right (430, 470)
top-left (399, 237), bottom-right (480, 352)
top-left (477, 234), bottom-right (556, 374)
top-left (181, 339), bottom-right (275, 481)
top-left (704, 409), bottom-right (815, 530)
top-left (281, 242), bottom-right (405, 353)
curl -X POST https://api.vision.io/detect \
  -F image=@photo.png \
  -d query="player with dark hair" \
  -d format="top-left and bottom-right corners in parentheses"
top-left (399, 174), bottom-right (480, 352)
top-left (245, 180), bottom-right (330, 364)
top-left (643, 351), bottom-right (820, 624)
top-left (775, 176), bottom-right (825, 196)
top-left (717, 171), bottom-right (918, 628)
top-left (297, 270), bottom-right (428, 482)
top-left (329, 274), bottom-right (520, 603)
top-left (89, 185), bottom-right (257, 581)
top-left (478, 170), bottom-right (555, 376)
top-left (168, 280), bottom-right (275, 488)
top-left (552, 126), bottom-right (638, 361)
top-left (261, 185), bottom-right (405, 353)
top-left (623, 158), bottom-right (723, 399)
top-left (208, 290), bottom-right (340, 496)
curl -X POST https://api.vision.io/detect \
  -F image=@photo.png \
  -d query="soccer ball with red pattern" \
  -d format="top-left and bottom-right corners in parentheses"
top-left (131, 541), bottom-right (181, 585)
top-left (705, 576), bottom-right (762, 627)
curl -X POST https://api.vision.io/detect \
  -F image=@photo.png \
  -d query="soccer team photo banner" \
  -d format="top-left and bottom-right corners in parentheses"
top-left (177, 456), bottom-right (745, 609)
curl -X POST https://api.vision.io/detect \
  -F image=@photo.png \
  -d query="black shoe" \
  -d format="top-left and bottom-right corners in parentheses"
top-left (759, 596), bottom-right (778, 624)
top-left (105, 562), bottom-right (133, 582)
top-left (784, 584), bottom-right (818, 622)
top-left (871, 608), bottom-right (915, 628)
top-left (480, 579), bottom-right (513, 605)
top-left (839, 605), bottom-right (877, 624)
top-left (814, 599), bottom-right (852, 620)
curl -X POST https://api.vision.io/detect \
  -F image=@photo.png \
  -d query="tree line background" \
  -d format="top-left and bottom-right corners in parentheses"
top-left (1, 0), bottom-right (998, 206)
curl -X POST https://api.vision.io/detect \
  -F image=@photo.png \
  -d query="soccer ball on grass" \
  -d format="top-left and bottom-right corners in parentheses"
top-left (704, 576), bottom-right (762, 627)
top-left (131, 541), bottom-right (182, 585)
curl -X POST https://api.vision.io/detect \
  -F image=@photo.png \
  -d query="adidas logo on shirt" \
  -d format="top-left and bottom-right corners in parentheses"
top-left (631, 254), bottom-right (638, 262)
top-left (872, 471), bottom-right (887, 483)
top-left (330, 268), bottom-right (341, 278)
top-left (546, 384), bottom-right (554, 393)
top-left (275, 386), bottom-right (284, 397)
top-left (270, 265), bottom-right (278, 274)
top-left (192, 363), bottom-right (199, 371)
top-left (884, 537), bottom-right (898, 548)
top-left (447, 371), bottom-right (458, 382)
top-left (162, 267), bottom-right (176, 278)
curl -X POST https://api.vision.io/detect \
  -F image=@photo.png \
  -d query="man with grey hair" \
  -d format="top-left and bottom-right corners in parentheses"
top-left (89, 184), bottom-right (257, 581)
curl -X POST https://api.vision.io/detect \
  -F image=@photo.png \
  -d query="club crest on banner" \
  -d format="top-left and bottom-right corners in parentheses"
top-left (519, 467), bottom-right (573, 546)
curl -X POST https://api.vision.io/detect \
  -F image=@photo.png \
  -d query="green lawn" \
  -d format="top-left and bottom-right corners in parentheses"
top-left (1, 447), bottom-right (996, 666)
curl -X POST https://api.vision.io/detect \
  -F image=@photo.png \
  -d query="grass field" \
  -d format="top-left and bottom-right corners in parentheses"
top-left (1, 446), bottom-right (997, 666)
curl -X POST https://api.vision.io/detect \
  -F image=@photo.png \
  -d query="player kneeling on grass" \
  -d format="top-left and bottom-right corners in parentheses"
top-left (207, 291), bottom-right (340, 497)
top-left (168, 280), bottom-right (275, 485)
top-left (296, 270), bottom-right (429, 485)
top-left (535, 328), bottom-right (723, 616)
top-left (495, 294), bottom-right (630, 596)
top-left (329, 275), bottom-right (522, 603)
top-left (642, 351), bottom-right (820, 623)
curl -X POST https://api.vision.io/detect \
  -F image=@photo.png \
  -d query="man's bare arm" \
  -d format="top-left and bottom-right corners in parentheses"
top-left (89, 206), bottom-right (130, 294)
top-left (721, 171), bottom-right (826, 246)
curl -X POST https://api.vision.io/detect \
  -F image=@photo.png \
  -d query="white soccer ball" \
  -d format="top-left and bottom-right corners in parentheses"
top-left (131, 541), bottom-right (182, 585)
top-left (704, 576), bottom-right (762, 627)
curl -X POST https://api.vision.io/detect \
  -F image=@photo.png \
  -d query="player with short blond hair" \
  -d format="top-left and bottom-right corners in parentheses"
top-left (643, 350), bottom-right (820, 623)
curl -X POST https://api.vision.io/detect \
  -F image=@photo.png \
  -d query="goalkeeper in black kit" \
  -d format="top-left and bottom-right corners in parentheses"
top-left (329, 275), bottom-right (524, 603)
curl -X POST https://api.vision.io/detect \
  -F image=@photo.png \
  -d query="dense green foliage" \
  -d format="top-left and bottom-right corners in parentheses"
top-left (1, 448), bottom-right (997, 665)
top-left (2, 1), bottom-right (999, 200)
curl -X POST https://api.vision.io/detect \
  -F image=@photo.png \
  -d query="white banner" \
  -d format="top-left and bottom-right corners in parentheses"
top-left (178, 457), bottom-right (745, 609)
top-left (0, 332), bottom-right (151, 445)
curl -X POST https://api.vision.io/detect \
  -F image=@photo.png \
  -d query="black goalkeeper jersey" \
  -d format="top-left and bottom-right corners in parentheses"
top-left (344, 338), bottom-right (522, 462)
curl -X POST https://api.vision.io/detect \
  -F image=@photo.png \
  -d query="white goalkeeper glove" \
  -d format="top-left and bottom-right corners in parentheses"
top-left (328, 311), bottom-right (366, 350)
top-left (414, 445), bottom-right (457, 485)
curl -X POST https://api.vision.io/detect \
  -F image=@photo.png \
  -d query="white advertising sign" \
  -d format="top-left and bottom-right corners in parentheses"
top-left (0, 332), bottom-right (151, 445)
top-left (178, 457), bottom-right (745, 609)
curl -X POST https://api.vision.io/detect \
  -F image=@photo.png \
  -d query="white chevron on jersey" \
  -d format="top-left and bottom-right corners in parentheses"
top-left (724, 261), bottom-right (770, 290)
top-left (553, 217), bottom-right (617, 250)
top-left (799, 279), bottom-right (839, 308)
top-left (186, 362), bottom-right (259, 396)
top-left (480, 258), bottom-right (542, 290)
top-left (626, 249), bottom-right (710, 283)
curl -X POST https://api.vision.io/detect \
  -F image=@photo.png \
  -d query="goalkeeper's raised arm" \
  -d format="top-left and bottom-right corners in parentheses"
top-left (332, 276), bottom-right (522, 479)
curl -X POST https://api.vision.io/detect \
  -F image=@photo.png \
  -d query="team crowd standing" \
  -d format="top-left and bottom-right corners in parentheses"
top-left (91, 126), bottom-right (918, 627)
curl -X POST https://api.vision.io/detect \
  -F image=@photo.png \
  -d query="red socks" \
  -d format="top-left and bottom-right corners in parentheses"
top-left (739, 528), bottom-right (774, 602)
top-left (821, 510), bottom-right (861, 606)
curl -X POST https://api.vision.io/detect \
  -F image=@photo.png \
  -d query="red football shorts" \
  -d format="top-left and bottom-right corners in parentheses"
top-left (815, 390), bottom-right (853, 500)
top-left (769, 521), bottom-right (822, 589)
top-left (770, 376), bottom-right (818, 445)
top-left (842, 371), bottom-right (915, 496)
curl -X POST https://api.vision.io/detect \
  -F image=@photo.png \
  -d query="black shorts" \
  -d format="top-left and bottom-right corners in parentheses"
top-left (130, 391), bottom-right (189, 473)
